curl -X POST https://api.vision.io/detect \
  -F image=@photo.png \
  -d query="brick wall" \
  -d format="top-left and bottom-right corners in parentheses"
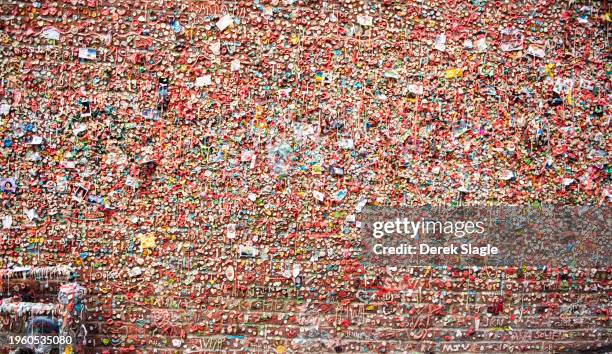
top-left (2, 236), bottom-right (610, 353)
top-left (1, 0), bottom-right (610, 352)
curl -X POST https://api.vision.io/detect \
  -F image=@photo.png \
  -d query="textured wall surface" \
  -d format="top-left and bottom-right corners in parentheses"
top-left (0, 0), bottom-right (610, 352)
